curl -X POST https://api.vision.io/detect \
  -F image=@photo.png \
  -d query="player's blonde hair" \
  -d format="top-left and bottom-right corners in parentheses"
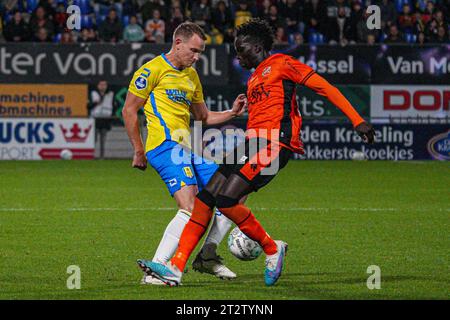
top-left (173, 22), bottom-right (207, 41)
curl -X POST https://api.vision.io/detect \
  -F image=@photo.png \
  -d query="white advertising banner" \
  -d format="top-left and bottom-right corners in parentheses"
top-left (371, 85), bottom-right (450, 119)
top-left (0, 118), bottom-right (95, 160)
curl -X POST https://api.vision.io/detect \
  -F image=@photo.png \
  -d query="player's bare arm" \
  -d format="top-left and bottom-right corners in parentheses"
top-left (304, 73), bottom-right (375, 144)
top-left (189, 94), bottom-right (247, 126)
top-left (122, 91), bottom-right (147, 170)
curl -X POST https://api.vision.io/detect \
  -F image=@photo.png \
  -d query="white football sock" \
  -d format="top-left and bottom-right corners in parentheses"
top-left (203, 208), bottom-right (233, 247)
top-left (152, 209), bottom-right (191, 263)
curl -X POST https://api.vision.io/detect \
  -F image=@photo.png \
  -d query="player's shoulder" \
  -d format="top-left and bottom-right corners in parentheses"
top-left (185, 66), bottom-right (201, 82)
top-left (186, 66), bottom-right (200, 76)
top-left (135, 55), bottom-right (164, 74)
top-left (268, 53), bottom-right (301, 65)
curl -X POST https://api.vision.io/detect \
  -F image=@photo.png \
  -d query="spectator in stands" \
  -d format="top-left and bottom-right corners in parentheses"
top-left (433, 10), bottom-right (448, 29)
top-left (78, 28), bottom-right (97, 42)
top-left (60, 30), bottom-right (75, 44)
top-left (327, 6), bottom-right (352, 45)
top-left (54, 2), bottom-right (68, 34)
top-left (166, 6), bottom-right (185, 42)
top-left (191, 0), bottom-right (211, 30)
top-left (434, 25), bottom-right (448, 43)
top-left (89, 80), bottom-right (116, 146)
top-left (274, 26), bottom-right (288, 45)
top-left (3, 10), bottom-right (30, 42)
top-left (292, 32), bottom-right (304, 46)
top-left (366, 33), bottom-right (376, 46)
top-left (378, 0), bottom-right (397, 29)
top-left (328, 0), bottom-right (351, 18)
top-left (123, 15), bottom-right (145, 42)
top-left (279, 0), bottom-right (302, 35)
top-left (211, 0), bottom-right (233, 35)
top-left (266, 4), bottom-right (285, 32)
top-left (424, 20), bottom-right (437, 41)
top-left (206, 26), bottom-right (224, 44)
top-left (89, 80), bottom-right (115, 118)
top-left (347, 0), bottom-right (364, 42)
top-left (144, 8), bottom-right (165, 43)
top-left (141, 0), bottom-right (166, 25)
top-left (29, 6), bottom-right (55, 41)
top-left (384, 24), bottom-right (403, 43)
top-left (422, 1), bottom-right (435, 24)
top-left (38, 0), bottom-right (56, 18)
top-left (257, 0), bottom-right (273, 20)
top-left (303, 0), bottom-right (328, 37)
top-left (35, 26), bottom-right (51, 42)
top-left (415, 11), bottom-right (427, 34)
top-left (398, 3), bottom-right (416, 33)
top-left (417, 31), bottom-right (427, 45)
top-left (3, 0), bottom-right (21, 12)
top-left (356, 9), bottom-right (379, 43)
top-left (234, 0), bottom-right (252, 28)
top-left (98, 8), bottom-right (123, 43)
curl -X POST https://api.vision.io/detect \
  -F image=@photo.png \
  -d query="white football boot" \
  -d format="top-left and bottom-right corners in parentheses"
top-left (192, 243), bottom-right (237, 280)
top-left (140, 274), bottom-right (166, 285)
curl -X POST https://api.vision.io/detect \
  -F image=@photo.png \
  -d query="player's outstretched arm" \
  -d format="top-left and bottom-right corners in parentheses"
top-left (304, 73), bottom-right (375, 143)
top-left (190, 94), bottom-right (247, 126)
top-left (122, 91), bottom-right (148, 170)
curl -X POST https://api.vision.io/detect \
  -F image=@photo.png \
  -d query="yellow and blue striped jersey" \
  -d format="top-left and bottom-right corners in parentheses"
top-left (128, 54), bottom-right (204, 151)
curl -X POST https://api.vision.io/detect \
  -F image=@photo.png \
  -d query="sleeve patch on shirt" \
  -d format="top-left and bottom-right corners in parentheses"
top-left (135, 76), bottom-right (147, 90)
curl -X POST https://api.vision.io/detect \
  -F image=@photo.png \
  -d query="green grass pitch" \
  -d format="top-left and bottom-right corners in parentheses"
top-left (0, 160), bottom-right (448, 300)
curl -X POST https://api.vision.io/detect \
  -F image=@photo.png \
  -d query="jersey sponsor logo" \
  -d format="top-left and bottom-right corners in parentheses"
top-left (262, 66), bottom-right (272, 77)
top-left (183, 166), bottom-right (194, 178)
top-left (165, 89), bottom-right (192, 106)
top-left (248, 83), bottom-right (270, 104)
top-left (135, 76), bottom-right (147, 90)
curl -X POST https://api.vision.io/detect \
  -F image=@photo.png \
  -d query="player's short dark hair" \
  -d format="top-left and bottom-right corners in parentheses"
top-left (173, 22), bottom-right (207, 41)
top-left (236, 18), bottom-right (274, 51)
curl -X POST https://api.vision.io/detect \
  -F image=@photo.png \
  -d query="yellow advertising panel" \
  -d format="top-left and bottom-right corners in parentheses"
top-left (0, 84), bottom-right (88, 117)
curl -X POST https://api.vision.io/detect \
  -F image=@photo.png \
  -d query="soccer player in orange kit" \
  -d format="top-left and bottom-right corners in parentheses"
top-left (140, 19), bottom-right (375, 286)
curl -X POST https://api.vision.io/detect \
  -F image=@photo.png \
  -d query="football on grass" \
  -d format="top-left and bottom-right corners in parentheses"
top-left (228, 226), bottom-right (262, 261)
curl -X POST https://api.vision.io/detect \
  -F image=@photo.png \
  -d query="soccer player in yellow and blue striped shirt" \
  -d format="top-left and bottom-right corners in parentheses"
top-left (122, 22), bottom-right (247, 285)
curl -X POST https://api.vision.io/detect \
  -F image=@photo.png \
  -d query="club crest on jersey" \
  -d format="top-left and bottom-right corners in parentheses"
top-left (135, 76), bottom-right (147, 90)
top-left (262, 66), bottom-right (272, 77)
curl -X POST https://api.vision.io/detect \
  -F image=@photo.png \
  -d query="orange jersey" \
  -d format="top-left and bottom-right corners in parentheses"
top-left (245, 53), bottom-right (315, 154)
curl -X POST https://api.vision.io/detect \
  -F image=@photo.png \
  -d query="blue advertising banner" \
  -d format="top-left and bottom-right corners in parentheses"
top-left (211, 122), bottom-right (449, 161)
top-left (297, 123), bottom-right (449, 160)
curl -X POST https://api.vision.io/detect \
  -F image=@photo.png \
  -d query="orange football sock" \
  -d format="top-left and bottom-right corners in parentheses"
top-left (171, 197), bottom-right (213, 271)
top-left (219, 204), bottom-right (277, 255)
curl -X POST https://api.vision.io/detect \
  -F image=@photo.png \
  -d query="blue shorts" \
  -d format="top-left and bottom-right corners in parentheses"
top-left (146, 141), bottom-right (219, 197)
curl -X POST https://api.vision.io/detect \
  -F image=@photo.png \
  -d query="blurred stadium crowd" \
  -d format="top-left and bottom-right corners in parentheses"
top-left (0, 0), bottom-right (448, 45)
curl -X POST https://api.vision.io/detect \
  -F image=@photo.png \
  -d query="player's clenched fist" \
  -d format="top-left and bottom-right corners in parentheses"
top-left (231, 94), bottom-right (248, 117)
top-left (132, 150), bottom-right (147, 171)
top-left (355, 122), bottom-right (375, 144)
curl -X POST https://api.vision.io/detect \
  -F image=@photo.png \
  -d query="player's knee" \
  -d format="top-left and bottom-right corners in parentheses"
top-left (216, 194), bottom-right (239, 209)
top-left (176, 197), bottom-right (194, 212)
top-left (197, 189), bottom-right (216, 208)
